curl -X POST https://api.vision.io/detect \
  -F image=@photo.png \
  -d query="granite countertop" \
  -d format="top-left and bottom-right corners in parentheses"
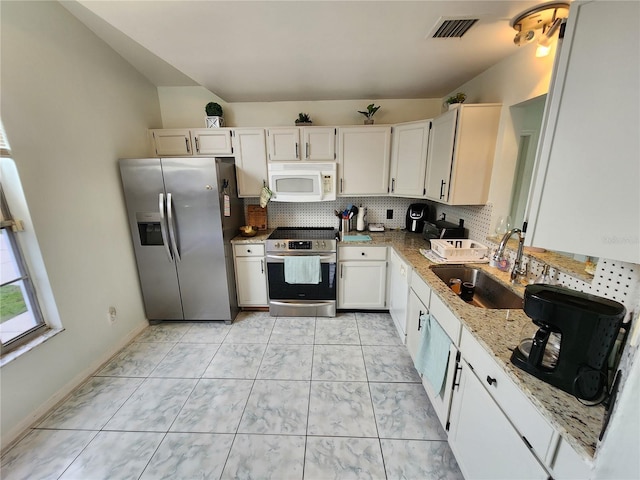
top-left (230, 228), bottom-right (602, 461)
top-left (342, 230), bottom-right (602, 462)
top-left (230, 229), bottom-right (274, 244)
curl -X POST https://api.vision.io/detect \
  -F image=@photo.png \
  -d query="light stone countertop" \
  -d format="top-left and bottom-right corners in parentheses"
top-left (231, 228), bottom-right (603, 461)
top-left (230, 229), bottom-right (274, 244)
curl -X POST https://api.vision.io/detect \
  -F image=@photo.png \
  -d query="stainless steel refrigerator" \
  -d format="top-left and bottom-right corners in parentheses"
top-left (119, 157), bottom-right (244, 323)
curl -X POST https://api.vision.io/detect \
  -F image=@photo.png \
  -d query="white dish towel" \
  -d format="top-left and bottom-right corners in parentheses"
top-left (284, 256), bottom-right (322, 284)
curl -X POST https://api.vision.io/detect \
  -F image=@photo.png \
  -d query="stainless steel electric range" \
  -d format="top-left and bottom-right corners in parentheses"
top-left (265, 227), bottom-right (338, 317)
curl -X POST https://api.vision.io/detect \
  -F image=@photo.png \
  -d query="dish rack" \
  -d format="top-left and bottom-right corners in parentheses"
top-left (430, 239), bottom-right (489, 261)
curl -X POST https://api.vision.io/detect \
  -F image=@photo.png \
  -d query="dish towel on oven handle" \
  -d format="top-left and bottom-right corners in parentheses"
top-left (415, 312), bottom-right (452, 396)
top-left (284, 256), bottom-right (322, 284)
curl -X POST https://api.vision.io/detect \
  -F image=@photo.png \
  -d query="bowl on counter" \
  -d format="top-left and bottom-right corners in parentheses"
top-left (239, 225), bottom-right (258, 237)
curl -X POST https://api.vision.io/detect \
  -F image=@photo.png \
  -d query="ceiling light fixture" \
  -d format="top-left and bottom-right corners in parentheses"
top-left (510, 1), bottom-right (569, 56)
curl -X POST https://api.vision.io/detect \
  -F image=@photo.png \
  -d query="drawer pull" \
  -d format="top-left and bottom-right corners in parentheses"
top-left (361, 252), bottom-right (366, 256)
top-left (486, 375), bottom-right (497, 387)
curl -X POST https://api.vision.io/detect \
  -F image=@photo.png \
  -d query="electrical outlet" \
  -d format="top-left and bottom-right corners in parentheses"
top-left (386, 209), bottom-right (393, 219)
top-left (108, 306), bottom-right (117, 324)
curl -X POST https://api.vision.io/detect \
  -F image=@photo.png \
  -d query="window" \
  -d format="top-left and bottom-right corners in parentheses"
top-left (0, 122), bottom-right (48, 355)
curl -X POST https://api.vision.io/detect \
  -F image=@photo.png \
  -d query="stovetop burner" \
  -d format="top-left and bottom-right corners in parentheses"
top-left (266, 227), bottom-right (338, 253)
top-left (268, 227), bottom-right (337, 241)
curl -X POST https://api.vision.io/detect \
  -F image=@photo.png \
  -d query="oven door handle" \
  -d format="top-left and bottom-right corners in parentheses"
top-left (266, 254), bottom-right (336, 262)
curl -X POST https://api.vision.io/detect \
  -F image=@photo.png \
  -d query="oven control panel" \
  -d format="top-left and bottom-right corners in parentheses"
top-left (266, 239), bottom-right (336, 253)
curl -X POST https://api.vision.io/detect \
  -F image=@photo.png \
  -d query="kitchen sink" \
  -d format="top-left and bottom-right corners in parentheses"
top-left (430, 265), bottom-right (523, 310)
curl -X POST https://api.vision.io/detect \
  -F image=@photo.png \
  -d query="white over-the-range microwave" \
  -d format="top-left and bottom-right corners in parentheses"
top-left (267, 162), bottom-right (337, 202)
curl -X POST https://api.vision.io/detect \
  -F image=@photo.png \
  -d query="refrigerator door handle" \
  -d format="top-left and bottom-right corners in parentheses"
top-left (158, 193), bottom-right (173, 262)
top-left (166, 192), bottom-right (181, 262)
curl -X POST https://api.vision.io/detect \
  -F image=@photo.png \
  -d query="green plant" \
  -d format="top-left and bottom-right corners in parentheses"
top-left (358, 104), bottom-right (381, 119)
top-left (445, 93), bottom-right (467, 105)
top-left (295, 112), bottom-right (312, 124)
top-left (205, 102), bottom-right (223, 117)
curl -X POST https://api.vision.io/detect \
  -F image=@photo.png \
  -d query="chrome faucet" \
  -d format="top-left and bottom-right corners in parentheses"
top-left (493, 228), bottom-right (528, 284)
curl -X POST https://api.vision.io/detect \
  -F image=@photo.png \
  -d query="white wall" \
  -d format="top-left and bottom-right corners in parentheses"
top-left (158, 86), bottom-right (443, 128)
top-left (444, 42), bottom-right (557, 225)
top-left (0, 1), bottom-right (162, 447)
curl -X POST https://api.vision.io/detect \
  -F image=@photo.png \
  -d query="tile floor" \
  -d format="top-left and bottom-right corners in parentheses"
top-left (0, 311), bottom-right (463, 480)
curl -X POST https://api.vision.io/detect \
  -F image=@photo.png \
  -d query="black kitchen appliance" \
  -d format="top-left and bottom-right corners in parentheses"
top-left (511, 284), bottom-right (626, 402)
top-left (405, 203), bottom-right (432, 233)
top-left (422, 218), bottom-right (467, 240)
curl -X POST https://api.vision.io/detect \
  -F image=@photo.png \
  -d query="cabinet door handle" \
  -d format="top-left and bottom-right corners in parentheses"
top-left (418, 310), bottom-right (424, 331)
top-left (439, 179), bottom-right (446, 199)
top-left (185, 137), bottom-right (190, 153)
top-left (391, 178), bottom-right (395, 192)
top-left (260, 259), bottom-right (264, 274)
top-left (486, 375), bottom-right (497, 387)
top-left (295, 142), bottom-right (299, 158)
top-left (340, 178), bottom-right (343, 193)
top-left (306, 142), bottom-right (310, 159)
top-left (194, 136), bottom-right (200, 153)
top-left (340, 264), bottom-right (344, 278)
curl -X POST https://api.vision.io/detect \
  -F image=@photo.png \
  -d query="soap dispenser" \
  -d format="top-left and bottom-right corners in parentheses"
top-left (356, 205), bottom-right (367, 231)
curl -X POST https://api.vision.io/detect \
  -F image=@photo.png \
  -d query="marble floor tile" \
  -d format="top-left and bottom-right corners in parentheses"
top-left (304, 436), bottom-right (386, 480)
top-left (357, 312), bottom-right (403, 345)
top-left (171, 379), bottom-right (253, 433)
top-left (221, 434), bottom-right (305, 480)
top-left (103, 378), bottom-right (196, 432)
top-left (312, 345), bottom-right (367, 381)
top-left (224, 315), bottom-right (275, 343)
top-left (363, 345), bottom-right (422, 382)
top-left (370, 382), bottom-right (446, 440)
top-left (307, 381), bottom-right (377, 437)
top-left (140, 432), bottom-right (234, 480)
top-left (95, 341), bottom-right (173, 377)
top-left (180, 322), bottom-right (232, 343)
top-left (59, 431), bottom-right (164, 480)
top-left (269, 317), bottom-right (316, 344)
top-left (257, 344), bottom-right (313, 380)
top-left (314, 317), bottom-right (361, 344)
top-left (202, 343), bottom-right (266, 379)
top-left (134, 322), bottom-right (191, 343)
top-left (0, 429), bottom-right (97, 480)
top-left (36, 376), bottom-right (143, 430)
top-left (238, 380), bottom-right (310, 435)
top-left (150, 343), bottom-right (219, 378)
top-left (381, 439), bottom-right (464, 480)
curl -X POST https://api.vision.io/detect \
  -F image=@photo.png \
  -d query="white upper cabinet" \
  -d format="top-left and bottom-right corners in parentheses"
top-left (389, 120), bottom-right (431, 197)
top-left (150, 129), bottom-right (192, 156)
top-left (525, 1), bottom-right (639, 263)
top-left (424, 104), bottom-right (501, 205)
top-left (267, 127), bottom-right (336, 161)
top-left (232, 128), bottom-right (268, 197)
top-left (150, 128), bottom-right (233, 156)
top-left (303, 127), bottom-right (336, 161)
top-left (191, 128), bottom-right (233, 155)
top-left (337, 126), bottom-right (391, 196)
top-left (267, 127), bottom-right (301, 161)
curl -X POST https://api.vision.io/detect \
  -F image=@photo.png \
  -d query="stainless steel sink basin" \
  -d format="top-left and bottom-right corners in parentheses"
top-left (430, 266), bottom-right (523, 309)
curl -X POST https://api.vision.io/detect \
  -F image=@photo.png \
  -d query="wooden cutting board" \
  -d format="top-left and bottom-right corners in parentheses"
top-left (247, 205), bottom-right (268, 230)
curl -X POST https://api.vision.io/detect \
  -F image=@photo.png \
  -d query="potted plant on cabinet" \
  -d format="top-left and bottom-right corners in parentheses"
top-left (444, 92), bottom-right (466, 109)
top-left (295, 113), bottom-right (312, 126)
top-left (205, 102), bottom-right (224, 128)
top-left (358, 104), bottom-right (380, 124)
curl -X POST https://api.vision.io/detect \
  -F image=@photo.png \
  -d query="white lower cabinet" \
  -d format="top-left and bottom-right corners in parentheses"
top-left (388, 249), bottom-right (411, 342)
top-left (233, 244), bottom-right (267, 307)
top-left (337, 246), bottom-right (387, 309)
top-left (448, 358), bottom-right (550, 480)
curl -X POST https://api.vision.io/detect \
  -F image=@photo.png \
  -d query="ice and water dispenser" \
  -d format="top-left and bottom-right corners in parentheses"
top-left (136, 212), bottom-right (164, 246)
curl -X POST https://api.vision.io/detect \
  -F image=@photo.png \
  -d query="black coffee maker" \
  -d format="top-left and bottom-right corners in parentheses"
top-left (511, 284), bottom-right (626, 401)
top-left (405, 203), bottom-right (431, 233)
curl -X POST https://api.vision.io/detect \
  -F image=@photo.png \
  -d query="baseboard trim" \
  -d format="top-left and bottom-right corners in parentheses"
top-left (1, 322), bottom-right (148, 451)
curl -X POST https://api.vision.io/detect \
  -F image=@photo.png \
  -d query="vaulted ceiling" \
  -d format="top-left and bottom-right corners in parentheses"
top-left (62, 1), bottom-right (546, 102)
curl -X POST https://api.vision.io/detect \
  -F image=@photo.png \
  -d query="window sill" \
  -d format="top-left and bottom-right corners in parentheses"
top-left (0, 327), bottom-right (64, 368)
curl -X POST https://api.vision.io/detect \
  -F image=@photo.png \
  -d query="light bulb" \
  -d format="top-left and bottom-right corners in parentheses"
top-left (536, 43), bottom-right (552, 57)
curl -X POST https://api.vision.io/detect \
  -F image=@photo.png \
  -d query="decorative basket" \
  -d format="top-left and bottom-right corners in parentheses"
top-left (430, 239), bottom-right (489, 261)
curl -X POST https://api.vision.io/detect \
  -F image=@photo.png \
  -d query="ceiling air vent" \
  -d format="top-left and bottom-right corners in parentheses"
top-left (429, 17), bottom-right (479, 38)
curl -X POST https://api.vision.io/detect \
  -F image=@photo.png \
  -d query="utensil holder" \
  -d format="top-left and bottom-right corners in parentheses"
top-left (340, 219), bottom-right (351, 233)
